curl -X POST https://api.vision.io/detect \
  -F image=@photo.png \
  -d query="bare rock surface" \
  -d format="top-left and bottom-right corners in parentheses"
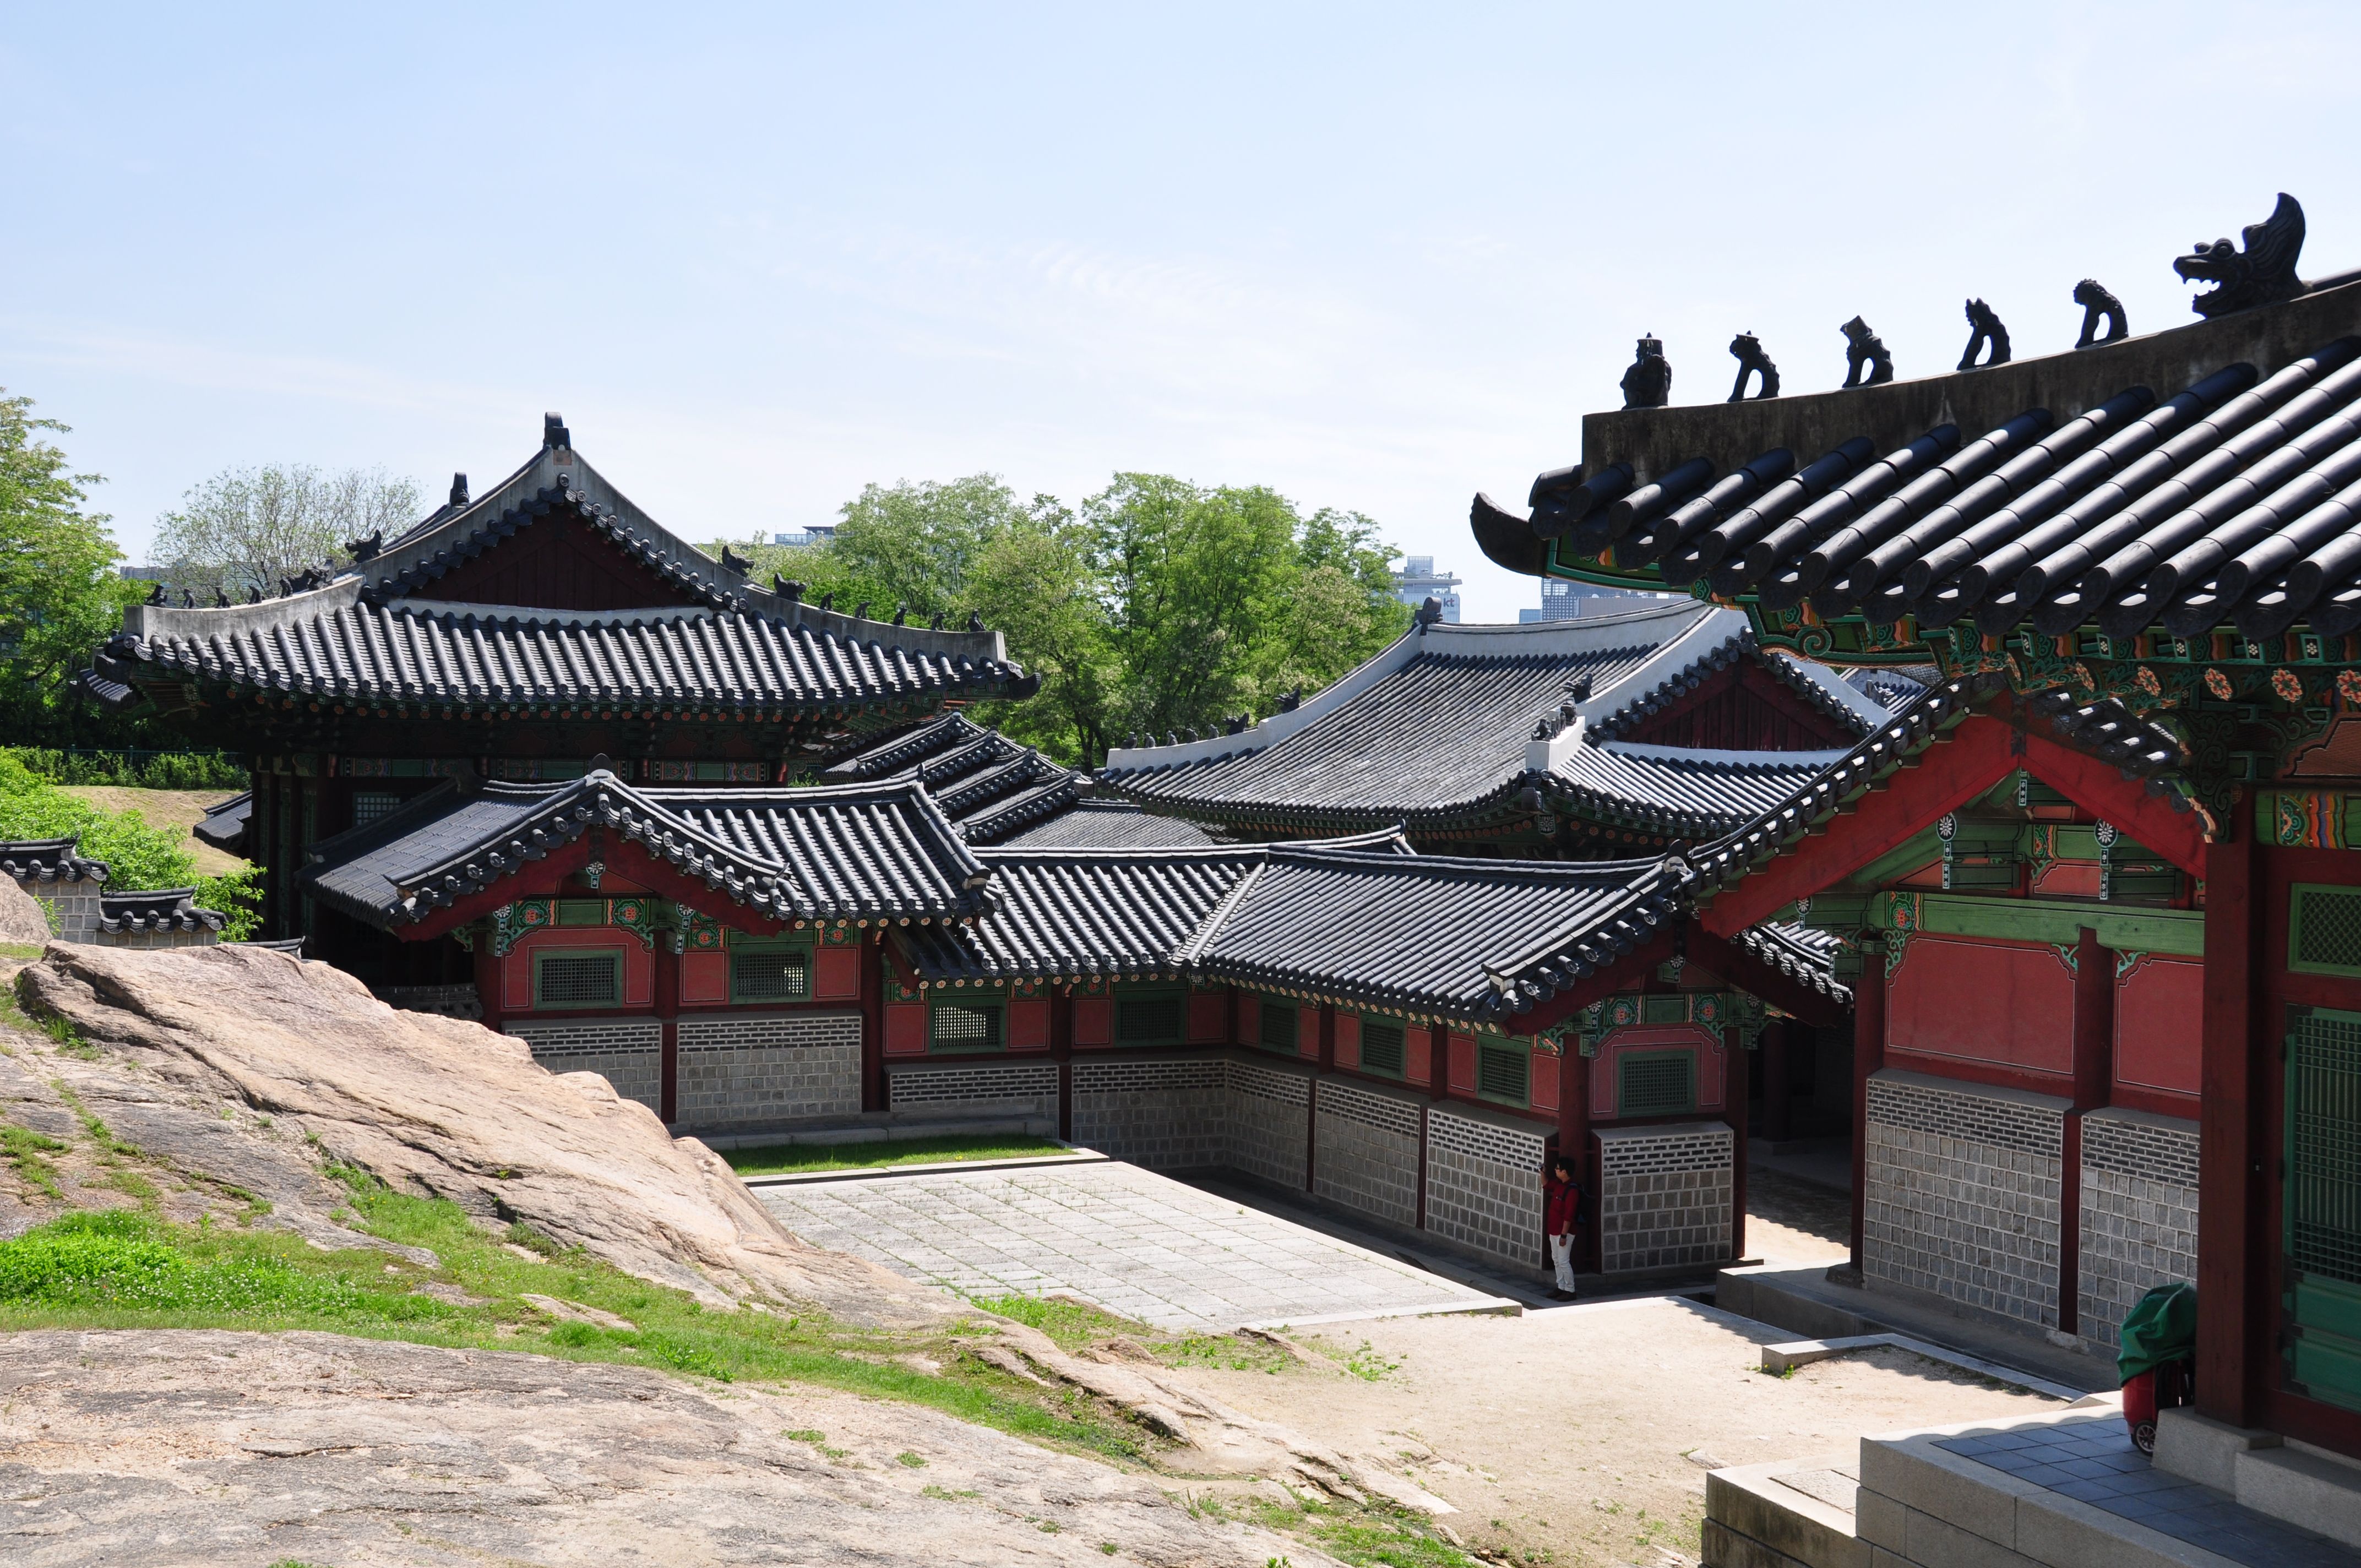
top-left (0, 1329), bottom-right (1321, 1567)
top-left (15, 943), bottom-right (951, 1326)
top-left (0, 878), bottom-right (52, 944)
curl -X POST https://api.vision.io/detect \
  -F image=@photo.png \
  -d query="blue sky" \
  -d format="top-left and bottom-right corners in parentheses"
top-left (5, 3), bottom-right (2357, 621)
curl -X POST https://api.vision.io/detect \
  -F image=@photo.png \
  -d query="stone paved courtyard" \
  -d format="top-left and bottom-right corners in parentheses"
top-left (756, 1160), bottom-right (1499, 1330)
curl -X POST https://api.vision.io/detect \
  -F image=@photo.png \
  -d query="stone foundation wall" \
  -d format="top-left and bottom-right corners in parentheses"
top-left (1312, 1080), bottom-right (1421, 1228)
top-left (1864, 1069), bottom-right (2065, 1329)
top-left (93, 927), bottom-right (218, 950)
top-left (2077, 1107), bottom-right (2200, 1348)
top-left (1596, 1121), bottom-right (1734, 1272)
top-left (1228, 1060), bottom-right (1310, 1189)
top-left (504, 1018), bottom-right (662, 1113)
top-left (886, 1060), bottom-right (1058, 1124)
top-left (1424, 1107), bottom-right (1545, 1271)
top-left (1070, 1057), bottom-right (1228, 1168)
top-left (676, 1012), bottom-right (862, 1129)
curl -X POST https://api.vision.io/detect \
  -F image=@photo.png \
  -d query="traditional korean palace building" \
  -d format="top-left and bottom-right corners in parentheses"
top-left (68, 413), bottom-right (1874, 1291)
top-left (1471, 202), bottom-right (2361, 1463)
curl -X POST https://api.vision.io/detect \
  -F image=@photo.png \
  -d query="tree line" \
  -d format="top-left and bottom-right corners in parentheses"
top-left (714, 474), bottom-right (1407, 767)
top-left (1, 382), bottom-right (1410, 766)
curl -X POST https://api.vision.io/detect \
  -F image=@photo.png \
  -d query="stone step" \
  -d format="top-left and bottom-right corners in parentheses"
top-left (2234, 1444), bottom-right (2361, 1548)
top-left (1703, 1457), bottom-right (1866, 1568)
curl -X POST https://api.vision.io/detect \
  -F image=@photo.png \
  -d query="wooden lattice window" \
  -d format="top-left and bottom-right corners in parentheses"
top-left (1116, 994), bottom-right (1183, 1045)
top-left (2291, 885), bottom-right (2361, 978)
top-left (931, 1000), bottom-right (1003, 1052)
top-left (2287, 1005), bottom-right (2361, 1412)
top-left (731, 947), bottom-right (810, 1003)
top-left (1259, 1000), bottom-right (1298, 1053)
top-left (1476, 1039), bottom-right (1528, 1105)
top-left (1359, 1018), bottom-right (1406, 1077)
top-left (533, 949), bottom-right (621, 1009)
top-left (1617, 1049), bottom-right (1696, 1118)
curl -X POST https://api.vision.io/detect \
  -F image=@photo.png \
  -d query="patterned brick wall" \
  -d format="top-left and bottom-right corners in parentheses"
top-left (1071, 1057), bottom-right (1230, 1168)
top-left (376, 983), bottom-right (483, 1020)
top-left (1228, 1060), bottom-right (1309, 1189)
top-left (92, 927), bottom-right (219, 950)
top-left (1596, 1121), bottom-right (1733, 1272)
top-left (1864, 1070), bottom-right (2065, 1328)
top-left (1424, 1107), bottom-right (1544, 1270)
top-left (1313, 1080), bottom-right (1422, 1228)
top-left (676, 1012), bottom-right (861, 1129)
top-left (2077, 1107), bottom-right (2200, 1348)
top-left (504, 1018), bottom-right (662, 1113)
top-left (886, 1061), bottom-right (1058, 1120)
top-left (21, 885), bottom-right (97, 943)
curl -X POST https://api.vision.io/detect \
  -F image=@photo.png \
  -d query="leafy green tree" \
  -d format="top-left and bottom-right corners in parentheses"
top-left (0, 389), bottom-right (146, 744)
top-left (718, 471), bottom-right (1406, 768)
top-left (153, 464), bottom-right (420, 603)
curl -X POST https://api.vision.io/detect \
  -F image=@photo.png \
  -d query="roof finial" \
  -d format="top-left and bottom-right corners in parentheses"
top-left (449, 472), bottom-right (470, 506)
top-left (1416, 596), bottom-right (1444, 626)
top-left (543, 412), bottom-right (571, 450)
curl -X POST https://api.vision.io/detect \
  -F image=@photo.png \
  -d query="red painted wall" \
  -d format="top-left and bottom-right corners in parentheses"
top-left (1297, 1005), bottom-right (1320, 1060)
top-left (1008, 997), bottom-right (1051, 1051)
top-left (883, 1001), bottom-right (928, 1056)
top-left (815, 947), bottom-right (862, 1002)
top-left (423, 511), bottom-right (700, 611)
top-left (1886, 933), bottom-right (2074, 1076)
top-left (1073, 997), bottom-right (1112, 1048)
top-left (682, 950), bottom-right (727, 1004)
top-left (1187, 990), bottom-right (1228, 1043)
top-left (1408, 1025), bottom-right (1435, 1087)
top-left (2114, 954), bottom-right (2203, 1101)
top-left (1585, 1023), bottom-right (1725, 1118)
top-left (1447, 1031), bottom-right (1476, 1093)
top-left (502, 927), bottom-right (653, 1011)
top-left (1617, 661), bottom-right (1861, 751)
top-left (1528, 1044), bottom-right (1558, 1113)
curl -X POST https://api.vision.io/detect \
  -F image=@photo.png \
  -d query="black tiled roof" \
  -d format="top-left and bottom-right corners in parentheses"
top-left (193, 792), bottom-right (252, 854)
top-left (86, 427), bottom-right (1031, 715)
top-left (301, 771), bottom-right (990, 929)
top-left (0, 838), bottom-right (110, 885)
top-left (900, 829), bottom-right (1845, 1026)
top-left (994, 801), bottom-right (1217, 849)
top-left (1476, 282), bottom-right (2361, 641)
top-left (99, 889), bottom-right (225, 935)
top-left (1098, 602), bottom-right (1887, 833)
top-left (823, 712), bottom-right (1214, 848)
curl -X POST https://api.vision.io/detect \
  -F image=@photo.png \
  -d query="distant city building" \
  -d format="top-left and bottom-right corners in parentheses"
top-left (119, 566), bottom-right (168, 582)
top-left (1519, 578), bottom-right (1655, 623)
top-left (773, 525), bottom-right (838, 548)
top-left (1391, 555), bottom-right (1461, 622)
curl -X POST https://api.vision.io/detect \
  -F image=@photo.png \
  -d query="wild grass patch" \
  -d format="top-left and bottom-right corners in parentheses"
top-left (723, 1134), bottom-right (1071, 1177)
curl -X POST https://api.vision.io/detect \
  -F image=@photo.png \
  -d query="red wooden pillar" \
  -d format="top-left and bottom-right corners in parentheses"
top-left (2057, 925), bottom-right (2117, 1336)
top-left (654, 932), bottom-right (681, 1128)
top-left (1849, 937), bottom-right (1886, 1274)
top-left (1558, 1046), bottom-right (1592, 1272)
top-left (1308, 1003), bottom-right (1334, 1191)
top-left (2198, 830), bottom-right (2267, 1428)
top-left (1051, 986), bottom-right (1074, 1142)
top-left (859, 929), bottom-right (886, 1114)
top-left (471, 930), bottom-right (503, 1035)
top-left (1759, 1020), bottom-right (1793, 1144)
top-left (1727, 1025), bottom-right (1750, 1264)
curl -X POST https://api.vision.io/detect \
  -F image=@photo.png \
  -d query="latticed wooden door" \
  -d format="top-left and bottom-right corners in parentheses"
top-left (2286, 1004), bottom-right (2361, 1412)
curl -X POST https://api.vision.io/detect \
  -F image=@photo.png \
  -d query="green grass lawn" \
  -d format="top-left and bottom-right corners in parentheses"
top-left (0, 1166), bottom-right (1146, 1463)
top-left (723, 1133), bottom-right (1073, 1177)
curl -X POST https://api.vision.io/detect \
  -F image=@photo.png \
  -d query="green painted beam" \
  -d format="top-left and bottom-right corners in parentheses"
top-left (1873, 891), bottom-right (2205, 956)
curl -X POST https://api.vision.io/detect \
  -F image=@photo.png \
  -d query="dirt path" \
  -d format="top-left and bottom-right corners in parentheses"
top-left (1160, 1295), bottom-right (2066, 1567)
top-left (1745, 1168), bottom-right (1852, 1268)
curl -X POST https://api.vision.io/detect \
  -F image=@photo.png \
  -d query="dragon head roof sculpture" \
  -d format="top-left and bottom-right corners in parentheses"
top-left (2175, 192), bottom-right (2307, 318)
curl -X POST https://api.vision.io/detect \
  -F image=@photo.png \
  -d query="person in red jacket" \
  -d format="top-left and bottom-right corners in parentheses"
top-left (1544, 1153), bottom-right (1582, 1302)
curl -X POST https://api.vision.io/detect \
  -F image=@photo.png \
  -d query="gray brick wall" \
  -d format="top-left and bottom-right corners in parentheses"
top-left (2077, 1107), bottom-right (2200, 1349)
top-left (1864, 1070), bottom-right (2065, 1329)
top-left (1228, 1060), bottom-right (1309, 1189)
top-left (1071, 1057), bottom-right (1228, 1168)
top-left (1597, 1121), bottom-right (1733, 1272)
top-left (21, 884), bottom-right (98, 943)
top-left (91, 927), bottom-right (219, 950)
top-left (676, 1012), bottom-right (861, 1129)
top-left (1424, 1107), bottom-right (1544, 1271)
top-left (505, 1018), bottom-right (662, 1114)
top-left (1313, 1079), bottom-right (1421, 1228)
top-left (888, 1060), bottom-right (1058, 1120)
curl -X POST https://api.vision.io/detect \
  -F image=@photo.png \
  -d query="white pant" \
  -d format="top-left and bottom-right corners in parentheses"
top-left (1550, 1232), bottom-right (1576, 1292)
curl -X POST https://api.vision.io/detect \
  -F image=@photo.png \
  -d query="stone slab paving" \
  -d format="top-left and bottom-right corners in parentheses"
top-left (758, 1159), bottom-right (1496, 1330)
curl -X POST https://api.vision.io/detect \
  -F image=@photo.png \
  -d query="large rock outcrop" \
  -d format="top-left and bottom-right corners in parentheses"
top-left (15, 942), bottom-right (950, 1327)
top-left (0, 1329), bottom-right (1316, 1567)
